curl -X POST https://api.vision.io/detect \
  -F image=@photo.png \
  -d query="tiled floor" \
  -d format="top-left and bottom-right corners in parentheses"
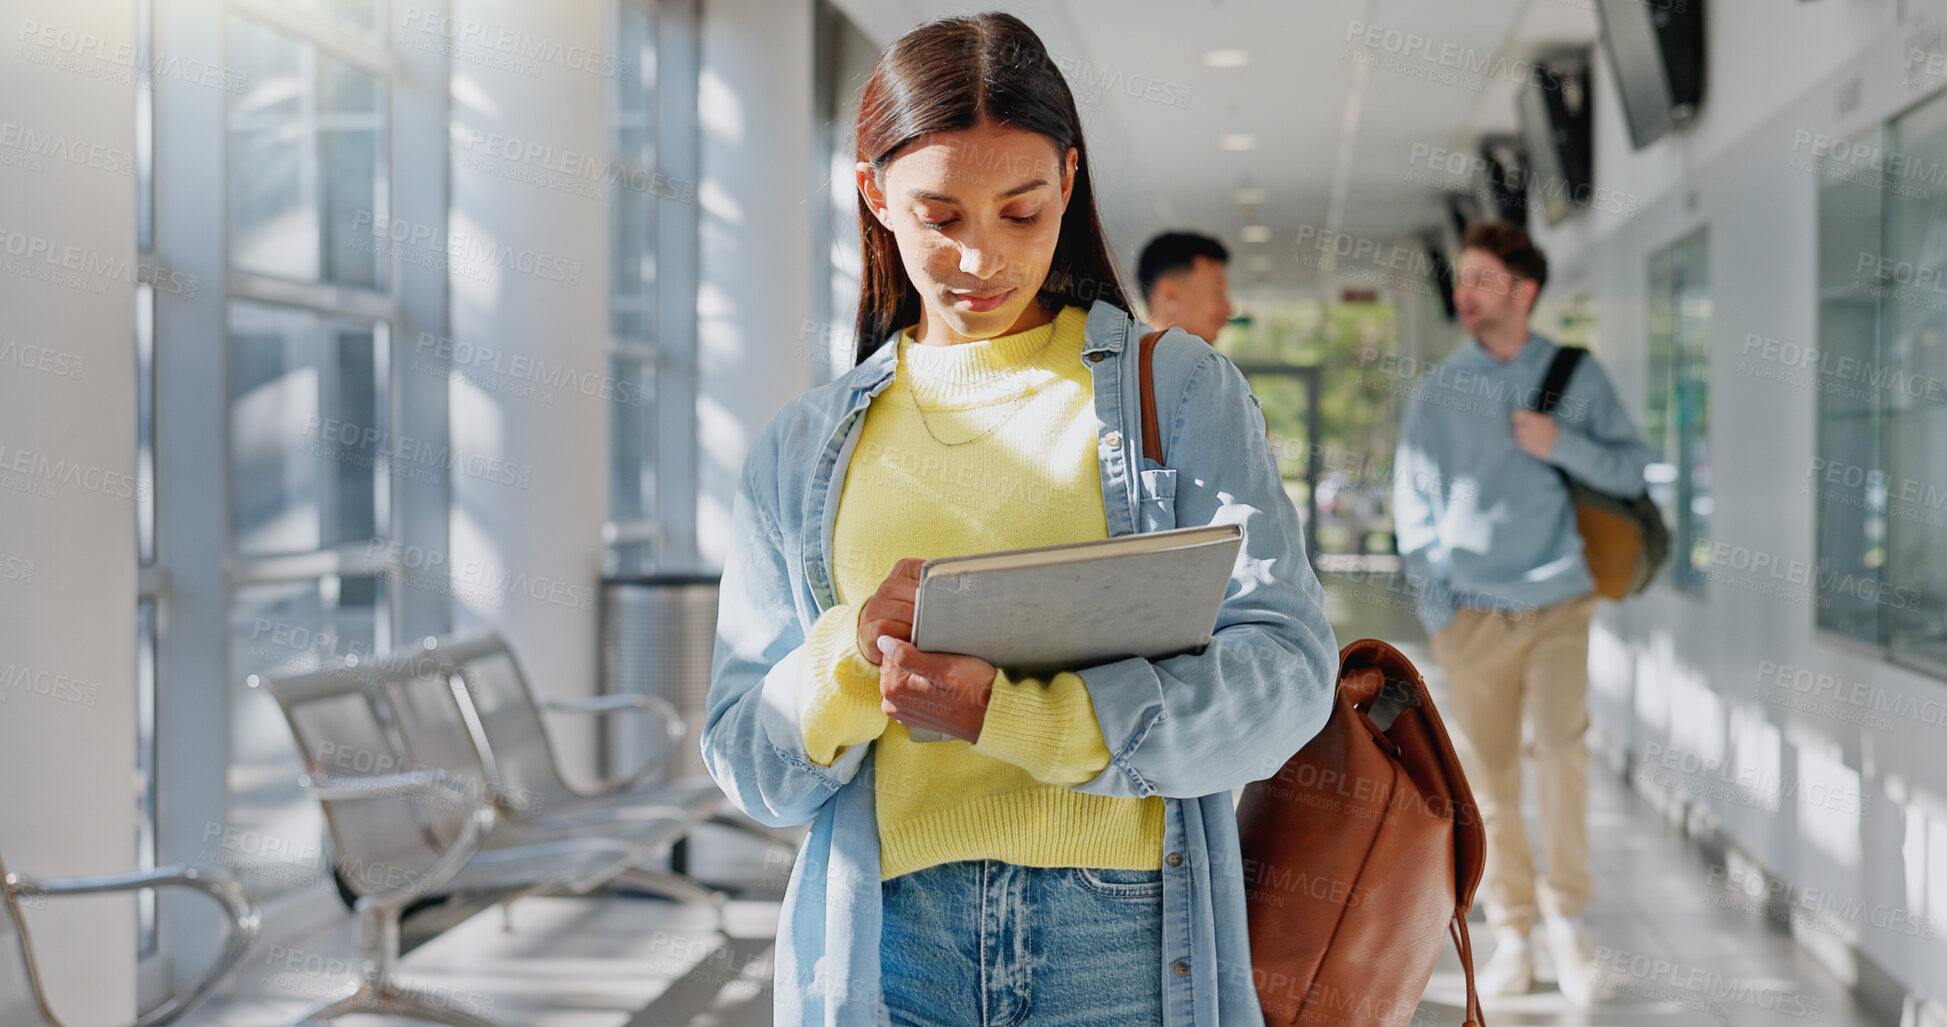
top-left (181, 572), bottom-right (1889, 1026)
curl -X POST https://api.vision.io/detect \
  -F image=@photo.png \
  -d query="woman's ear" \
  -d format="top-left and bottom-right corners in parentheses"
top-left (856, 161), bottom-right (890, 228)
top-left (1059, 147), bottom-right (1079, 206)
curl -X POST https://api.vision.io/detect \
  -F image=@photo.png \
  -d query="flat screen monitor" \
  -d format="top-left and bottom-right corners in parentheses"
top-left (1594, 0), bottom-right (1705, 149)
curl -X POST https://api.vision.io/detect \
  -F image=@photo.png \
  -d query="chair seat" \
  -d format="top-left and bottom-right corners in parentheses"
top-left (522, 775), bottom-right (723, 831)
top-left (450, 836), bottom-right (649, 895)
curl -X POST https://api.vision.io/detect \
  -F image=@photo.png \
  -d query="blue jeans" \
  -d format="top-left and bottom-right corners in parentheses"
top-left (878, 860), bottom-right (1165, 1026)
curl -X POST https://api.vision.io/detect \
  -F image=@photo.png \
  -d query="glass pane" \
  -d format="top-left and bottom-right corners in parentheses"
top-left (227, 575), bottom-right (387, 898)
top-left (228, 15), bottom-right (389, 290)
top-left (612, 1), bottom-right (657, 167)
top-left (135, 0), bottom-right (153, 254)
top-left (609, 1), bottom-right (659, 341)
top-left (287, 0), bottom-right (383, 35)
top-left (609, 356), bottom-right (655, 524)
top-left (1814, 127), bottom-right (1887, 643)
top-left (136, 598), bottom-right (158, 955)
top-left (1646, 233), bottom-right (1709, 589)
top-left (229, 302), bottom-right (388, 557)
top-left (611, 180), bottom-right (658, 339)
top-left (1674, 233), bottom-right (1712, 587)
top-left (1881, 95), bottom-right (1947, 670)
top-left (136, 283), bottom-right (155, 566)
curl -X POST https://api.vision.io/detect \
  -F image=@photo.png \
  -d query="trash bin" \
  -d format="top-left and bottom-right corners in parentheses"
top-left (599, 574), bottom-right (720, 782)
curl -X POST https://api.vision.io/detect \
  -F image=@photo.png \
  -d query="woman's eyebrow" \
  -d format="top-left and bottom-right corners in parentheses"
top-left (907, 180), bottom-right (1050, 204)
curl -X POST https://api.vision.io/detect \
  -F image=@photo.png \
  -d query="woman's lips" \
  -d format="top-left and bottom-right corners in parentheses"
top-left (954, 288), bottom-right (1014, 313)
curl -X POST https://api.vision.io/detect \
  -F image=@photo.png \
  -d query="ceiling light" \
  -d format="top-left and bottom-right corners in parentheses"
top-left (1203, 49), bottom-right (1251, 68)
top-left (1240, 225), bottom-right (1273, 243)
top-left (1219, 133), bottom-right (1258, 151)
top-left (1235, 186), bottom-right (1265, 205)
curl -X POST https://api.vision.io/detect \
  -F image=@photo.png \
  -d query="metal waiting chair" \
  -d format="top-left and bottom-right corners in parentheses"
top-left (264, 651), bottom-right (707, 1027)
top-left (414, 634), bottom-right (797, 887)
top-left (1, 848), bottom-right (258, 1026)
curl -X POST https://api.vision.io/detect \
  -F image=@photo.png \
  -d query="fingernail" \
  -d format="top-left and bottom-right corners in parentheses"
top-left (876, 634), bottom-right (896, 655)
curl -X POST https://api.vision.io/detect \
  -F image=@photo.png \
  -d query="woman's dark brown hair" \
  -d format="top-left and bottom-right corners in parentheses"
top-left (851, 12), bottom-right (1130, 365)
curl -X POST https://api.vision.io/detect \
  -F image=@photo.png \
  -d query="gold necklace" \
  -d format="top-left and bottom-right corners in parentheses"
top-left (907, 327), bottom-right (1059, 448)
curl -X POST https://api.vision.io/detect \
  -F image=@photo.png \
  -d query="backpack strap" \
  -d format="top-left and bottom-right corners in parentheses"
top-left (1536, 345), bottom-right (1585, 414)
top-left (1138, 328), bottom-right (1165, 464)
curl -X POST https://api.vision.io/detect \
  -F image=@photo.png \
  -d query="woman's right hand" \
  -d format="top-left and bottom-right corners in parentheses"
top-left (858, 557), bottom-right (924, 664)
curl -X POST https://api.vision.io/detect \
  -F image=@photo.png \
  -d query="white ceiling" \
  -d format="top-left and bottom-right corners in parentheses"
top-left (829, 0), bottom-right (1600, 298)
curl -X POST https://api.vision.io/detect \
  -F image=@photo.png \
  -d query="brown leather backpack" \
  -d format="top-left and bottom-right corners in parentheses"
top-left (1134, 331), bottom-right (1488, 1027)
top-left (1235, 640), bottom-right (1487, 1026)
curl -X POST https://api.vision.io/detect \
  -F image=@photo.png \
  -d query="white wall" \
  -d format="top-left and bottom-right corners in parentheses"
top-left (1536, 4), bottom-right (1947, 1017)
top-left (0, 0), bottom-right (139, 1020)
top-left (696, 0), bottom-right (820, 569)
top-left (447, 0), bottom-right (611, 778)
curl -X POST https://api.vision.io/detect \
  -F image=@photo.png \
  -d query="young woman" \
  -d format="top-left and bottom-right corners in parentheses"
top-left (703, 13), bottom-right (1338, 1026)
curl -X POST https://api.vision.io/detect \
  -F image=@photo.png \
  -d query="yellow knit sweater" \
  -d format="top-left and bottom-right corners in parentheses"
top-left (796, 305), bottom-right (1165, 880)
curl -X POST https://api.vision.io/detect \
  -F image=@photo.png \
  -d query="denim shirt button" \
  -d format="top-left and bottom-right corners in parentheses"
top-left (1087, 351), bottom-right (1105, 362)
top-left (1172, 960), bottom-right (1190, 976)
top-left (1103, 430), bottom-right (1123, 449)
top-left (1166, 852), bottom-right (1183, 867)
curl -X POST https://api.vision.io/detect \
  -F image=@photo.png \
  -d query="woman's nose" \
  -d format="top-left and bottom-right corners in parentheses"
top-left (957, 233), bottom-right (1005, 280)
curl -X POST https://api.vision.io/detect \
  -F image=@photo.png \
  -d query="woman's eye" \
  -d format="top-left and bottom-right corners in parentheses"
top-left (1005, 213), bottom-right (1041, 225)
top-left (916, 214), bottom-right (957, 230)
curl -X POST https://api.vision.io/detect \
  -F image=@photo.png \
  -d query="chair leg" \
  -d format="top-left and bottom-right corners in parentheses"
top-left (285, 899), bottom-right (510, 1026)
top-left (612, 864), bottom-right (727, 910)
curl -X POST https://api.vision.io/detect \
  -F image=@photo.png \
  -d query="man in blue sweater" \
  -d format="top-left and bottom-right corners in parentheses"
top-left (1392, 222), bottom-right (1651, 1007)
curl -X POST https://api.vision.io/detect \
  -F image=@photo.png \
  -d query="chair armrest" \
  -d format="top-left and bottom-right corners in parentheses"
top-left (538, 693), bottom-right (685, 792)
top-left (299, 770), bottom-right (498, 912)
top-left (11, 866), bottom-right (259, 1027)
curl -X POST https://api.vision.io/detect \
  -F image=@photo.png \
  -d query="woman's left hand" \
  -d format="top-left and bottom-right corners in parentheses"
top-left (875, 636), bottom-right (994, 742)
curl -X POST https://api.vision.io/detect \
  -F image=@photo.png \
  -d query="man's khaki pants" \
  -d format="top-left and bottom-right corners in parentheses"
top-left (1430, 593), bottom-right (1600, 937)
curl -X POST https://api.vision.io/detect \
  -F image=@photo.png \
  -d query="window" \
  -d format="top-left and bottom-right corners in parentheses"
top-left (1816, 94), bottom-right (1947, 674)
top-left (606, 0), bottom-right (699, 575)
top-left (1646, 229), bottom-right (1711, 591)
top-left (222, 4), bottom-right (398, 899)
top-left (608, 0), bottom-right (660, 574)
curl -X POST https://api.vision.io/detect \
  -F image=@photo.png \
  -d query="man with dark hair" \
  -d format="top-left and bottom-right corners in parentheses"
top-left (1137, 231), bottom-right (1232, 344)
top-left (1391, 221), bottom-right (1651, 1007)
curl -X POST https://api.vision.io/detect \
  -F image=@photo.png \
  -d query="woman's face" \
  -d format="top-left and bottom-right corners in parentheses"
top-left (858, 122), bottom-right (1078, 344)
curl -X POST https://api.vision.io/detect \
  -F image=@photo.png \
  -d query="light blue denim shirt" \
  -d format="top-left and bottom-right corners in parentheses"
top-left (1391, 333), bottom-right (1654, 636)
top-left (704, 300), bottom-right (1340, 1026)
